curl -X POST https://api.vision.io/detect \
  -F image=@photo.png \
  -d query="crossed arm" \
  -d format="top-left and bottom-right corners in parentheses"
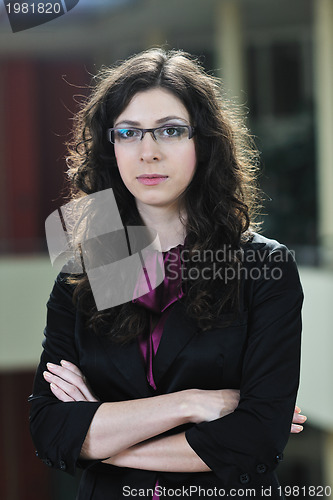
top-left (43, 360), bottom-right (306, 473)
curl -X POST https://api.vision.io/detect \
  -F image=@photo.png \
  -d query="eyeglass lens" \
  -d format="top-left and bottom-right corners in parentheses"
top-left (110, 125), bottom-right (194, 144)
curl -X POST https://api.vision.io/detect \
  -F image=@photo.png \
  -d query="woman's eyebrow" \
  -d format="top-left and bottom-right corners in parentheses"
top-left (114, 116), bottom-right (188, 127)
top-left (114, 120), bottom-right (140, 128)
top-left (155, 115), bottom-right (189, 124)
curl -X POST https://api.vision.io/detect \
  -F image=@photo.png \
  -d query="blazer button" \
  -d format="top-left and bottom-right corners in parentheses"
top-left (59, 460), bottom-right (67, 471)
top-left (276, 453), bottom-right (284, 463)
top-left (35, 450), bottom-right (39, 458)
top-left (256, 463), bottom-right (267, 474)
top-left (239, 473), bottom-right (250, 484)
top-left (42, 458), bottom-right (53, 467)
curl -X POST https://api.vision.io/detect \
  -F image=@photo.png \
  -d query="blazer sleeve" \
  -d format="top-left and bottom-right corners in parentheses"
top-left (29, 273), bottom-right (103, 476)
top-left (185, 243), bottom-right (303, 488)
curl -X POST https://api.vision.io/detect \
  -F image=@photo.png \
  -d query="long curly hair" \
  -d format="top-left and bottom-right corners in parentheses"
top-left (65, 48), bottom-right (261, 343)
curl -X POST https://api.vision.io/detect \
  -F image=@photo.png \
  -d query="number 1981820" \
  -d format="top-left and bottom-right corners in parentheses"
top-left (278, 485), bottom-right (332, 497)
top-left (6, 3), bottom-right (62, 14)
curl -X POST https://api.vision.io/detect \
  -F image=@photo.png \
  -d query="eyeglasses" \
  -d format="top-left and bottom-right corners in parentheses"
top-left (107, 125), bottom-right (195, 145)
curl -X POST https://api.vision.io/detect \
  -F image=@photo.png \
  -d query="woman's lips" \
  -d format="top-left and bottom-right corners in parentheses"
top-left (137, 175), bottom-right (168, 186)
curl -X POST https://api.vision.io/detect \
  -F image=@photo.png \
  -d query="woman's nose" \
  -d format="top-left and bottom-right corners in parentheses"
top-left (139, 133), bottom-right (162, 162)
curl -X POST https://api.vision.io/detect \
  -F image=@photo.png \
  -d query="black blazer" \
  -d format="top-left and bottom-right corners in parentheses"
top-left (29, 233), bottom-right (303, 499)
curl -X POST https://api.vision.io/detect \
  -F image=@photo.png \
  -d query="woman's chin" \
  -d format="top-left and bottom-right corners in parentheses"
top-left (135, 196), bottom-right (175, 210)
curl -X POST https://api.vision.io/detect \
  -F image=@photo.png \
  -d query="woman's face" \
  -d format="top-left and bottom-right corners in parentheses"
top-left (113, 88), bottom-right (197, 212)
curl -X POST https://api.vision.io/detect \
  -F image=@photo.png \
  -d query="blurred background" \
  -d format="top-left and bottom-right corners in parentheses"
top-left (0, 0), bottom-right (332, 498)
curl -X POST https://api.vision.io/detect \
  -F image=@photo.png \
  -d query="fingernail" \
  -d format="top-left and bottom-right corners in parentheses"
top-left (47, 362), bottom-right (56, 369)
top-left (295, 425), bottom-right (303, 432)
top-left (43, 371), bottom-right (51, 379)
top-left (60, 360), bottom-right (69, 367)
top-left (300, 415), bottom-right (307, 422)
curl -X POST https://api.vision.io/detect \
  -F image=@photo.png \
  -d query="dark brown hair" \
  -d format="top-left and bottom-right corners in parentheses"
top-left (65, 48), bottom-right (261, 342)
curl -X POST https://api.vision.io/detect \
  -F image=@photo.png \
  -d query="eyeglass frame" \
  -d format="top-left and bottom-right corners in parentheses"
top-left (106, 125), bottom-right (196, 144)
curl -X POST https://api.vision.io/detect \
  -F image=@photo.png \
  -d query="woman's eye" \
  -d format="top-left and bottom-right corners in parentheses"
top-left (160, 126), bottom-right (186, 138)
top-left (116, 129), bottom-right (139, 140)
top-left (165, 127), bottom-right (177, 136)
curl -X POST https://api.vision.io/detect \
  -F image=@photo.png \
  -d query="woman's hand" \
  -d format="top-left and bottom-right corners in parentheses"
top-left (43, 361), bottom-right (306, 432)
top-left (291, 405), bottom-right (307, 433)
top-left (43, 360), bottom-right (99, 402)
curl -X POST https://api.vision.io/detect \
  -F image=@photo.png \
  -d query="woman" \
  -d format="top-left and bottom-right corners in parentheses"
top-left (29, 48), bottom-right (305, 499)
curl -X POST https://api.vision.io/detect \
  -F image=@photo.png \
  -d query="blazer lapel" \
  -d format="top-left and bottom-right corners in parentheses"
top-left (153, 300), bottom-right (199, 386)
top-left (97, 300), bottom-right (198, 397)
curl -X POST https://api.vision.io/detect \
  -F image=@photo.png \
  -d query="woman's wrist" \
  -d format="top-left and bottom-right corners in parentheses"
top-left (178, 389), bottom-right (200, 424)
top-left (177, 388), bottom-right (241, 425)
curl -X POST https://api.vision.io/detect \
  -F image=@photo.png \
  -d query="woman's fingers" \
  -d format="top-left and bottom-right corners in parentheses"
top-left (291, 423), bottom-right (303, 433)
top-left (292, 406), bottom-right (307, 423)
top-left (292, 411), bottom-right (307, 425)
top-left (43, 370), bottom-right (87, 401)
top-left (49, 382), bottom-right (75, 402)
top-left (43, 362), bottom-right (99, 402)
top-left (291, 405), bottom-right (307, 433)
top-left (60, 359), bottom-right (84, 377)
top-left (59, 360), bottom-right (98, 400)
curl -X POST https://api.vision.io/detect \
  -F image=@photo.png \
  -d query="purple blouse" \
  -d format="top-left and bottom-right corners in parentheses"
top-left (132, 243), bottom-right (184, 498)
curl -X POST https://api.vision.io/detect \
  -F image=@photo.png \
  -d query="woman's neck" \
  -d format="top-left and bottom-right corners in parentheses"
top-left (136, 201), bottom-right (187, 252)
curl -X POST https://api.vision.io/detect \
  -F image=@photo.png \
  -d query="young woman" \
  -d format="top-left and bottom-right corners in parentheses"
top-left (29, 48), bottom-right (305, 499)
